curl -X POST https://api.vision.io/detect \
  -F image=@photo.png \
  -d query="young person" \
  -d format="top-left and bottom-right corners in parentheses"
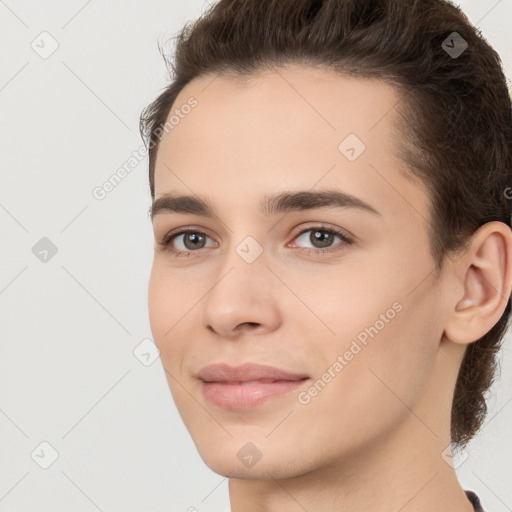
top-left (140, 0), bottom-right (512, 510)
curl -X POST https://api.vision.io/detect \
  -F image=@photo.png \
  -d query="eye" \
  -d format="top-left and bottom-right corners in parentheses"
top-left (289, 225), bottom-right (353, 254)
top-left (160, 229), bottom-right (217, 257)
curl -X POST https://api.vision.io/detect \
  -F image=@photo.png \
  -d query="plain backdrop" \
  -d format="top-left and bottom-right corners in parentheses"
top-left (0, 1), bottom-right (511, 511)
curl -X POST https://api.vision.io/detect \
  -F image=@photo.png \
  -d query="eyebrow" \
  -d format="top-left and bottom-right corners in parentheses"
top-left (150, 189), bottom-right (381, 220)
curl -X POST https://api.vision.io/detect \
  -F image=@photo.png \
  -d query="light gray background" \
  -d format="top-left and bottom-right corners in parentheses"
top-left (0, 1), bottom-right (510, 511)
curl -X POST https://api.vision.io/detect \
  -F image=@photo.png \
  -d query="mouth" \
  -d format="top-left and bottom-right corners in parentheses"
top-left (200, 379), bottom-right (310, 410)
top-left (197, 362), bottom-right (310, 410)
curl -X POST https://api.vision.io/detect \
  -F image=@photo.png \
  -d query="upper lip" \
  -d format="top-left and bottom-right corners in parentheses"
top-left (197, 363), bottom-right (309, 383)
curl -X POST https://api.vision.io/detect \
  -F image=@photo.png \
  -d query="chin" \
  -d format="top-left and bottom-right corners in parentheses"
top-left (188, 429), bottom-right (324, 481)
top-left (200, 452), bottom-right (312, 481)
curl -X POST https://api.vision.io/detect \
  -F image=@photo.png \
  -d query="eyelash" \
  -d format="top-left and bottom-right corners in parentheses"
top-left (158, 224), bottom-right (353, 258)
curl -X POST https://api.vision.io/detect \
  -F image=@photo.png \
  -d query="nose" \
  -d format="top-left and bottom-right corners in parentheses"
top-left (201, 257), bottom-right (282, 339)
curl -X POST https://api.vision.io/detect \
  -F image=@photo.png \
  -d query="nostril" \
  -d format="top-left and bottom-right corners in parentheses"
top-left (243, 322), bottom-right (260, 328)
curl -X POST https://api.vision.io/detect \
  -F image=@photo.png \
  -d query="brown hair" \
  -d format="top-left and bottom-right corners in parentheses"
top-left (139, 0), bottom-right (512, 448)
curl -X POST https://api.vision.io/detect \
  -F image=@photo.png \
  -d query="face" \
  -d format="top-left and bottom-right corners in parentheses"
top-left (148, 64), bottom-right (449, 479)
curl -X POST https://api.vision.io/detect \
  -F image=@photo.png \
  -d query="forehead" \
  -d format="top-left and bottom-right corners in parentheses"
top-left (154, 64), bottom-right (428, 222)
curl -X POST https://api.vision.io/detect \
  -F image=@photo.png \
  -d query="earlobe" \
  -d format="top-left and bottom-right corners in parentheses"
top-left (444, 222), bottom-right (512, 345)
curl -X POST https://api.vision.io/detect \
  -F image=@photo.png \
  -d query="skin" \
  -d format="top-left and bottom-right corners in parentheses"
top-left (147, 64), bottom-right (512, 512)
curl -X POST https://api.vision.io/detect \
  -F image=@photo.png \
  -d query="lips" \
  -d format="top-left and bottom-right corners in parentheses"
top-left (197, 362), bottom-right (310, 410)
top-left (197, 362), bottom-right (309, 383)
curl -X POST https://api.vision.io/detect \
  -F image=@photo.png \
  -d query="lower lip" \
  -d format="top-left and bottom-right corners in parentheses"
top-left (201, 379), bottom-right (309, 410)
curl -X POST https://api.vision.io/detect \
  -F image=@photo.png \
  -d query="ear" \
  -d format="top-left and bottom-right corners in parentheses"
top-left (443, 221), bottom-right (512, 345)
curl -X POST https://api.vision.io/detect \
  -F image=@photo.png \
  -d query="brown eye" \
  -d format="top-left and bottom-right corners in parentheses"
top-left (309, 229), bottom-right (336, 248)
top-left (291, 227), bottom-right (352, 253)
top-left (160, 229), bottom-right (216, 256)
top-left (181, 232), bottom-right (207, 250)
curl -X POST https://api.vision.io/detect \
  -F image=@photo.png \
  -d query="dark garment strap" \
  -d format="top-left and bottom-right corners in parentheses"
top-left (465, 490), bottom-right (484, 512)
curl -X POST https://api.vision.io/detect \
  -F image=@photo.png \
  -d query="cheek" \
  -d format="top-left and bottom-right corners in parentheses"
top-left (147, 265), bottom-right (167, 339)
top-left (359, 305), bottom-right (438, 394)
top-left (299, 258), bottom-right (441, 433)
top-left (147, 263), bottom-right (187, 363)
top-left (292, 301), bottom-right (440, 455)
